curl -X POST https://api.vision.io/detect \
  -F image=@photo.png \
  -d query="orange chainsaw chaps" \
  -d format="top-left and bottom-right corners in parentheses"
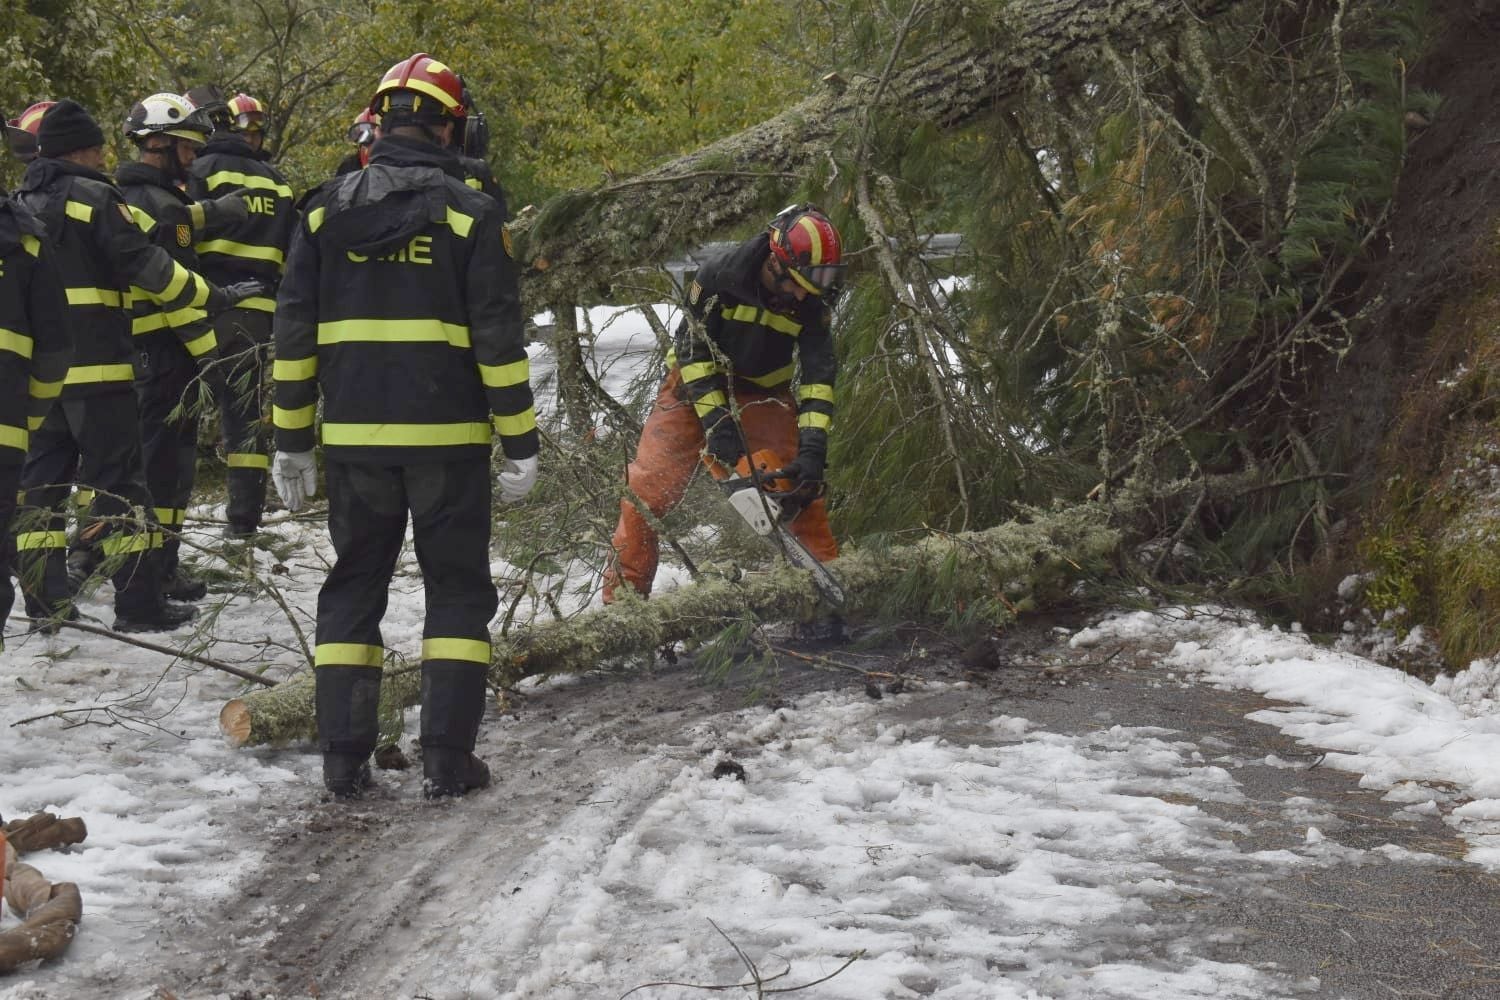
top-left (605, 374), bottom-right (837, 602)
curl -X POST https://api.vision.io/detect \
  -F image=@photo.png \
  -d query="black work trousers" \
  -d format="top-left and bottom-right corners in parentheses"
top-left (17, 392), bottom-right (163, 619)
top-left (215, 307), bottom-right (270, 532)
top-left (0, 462), bottom-right (18, 647)
top-left (314, 458), bottom-right (498, 756)
top-left (135, 335), bottom-right (200, 576)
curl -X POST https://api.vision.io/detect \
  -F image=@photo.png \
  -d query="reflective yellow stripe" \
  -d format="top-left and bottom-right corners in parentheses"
top-left (491, 410), bottom-right (537, 437)
top-left (478, 359), bottom-right (528, 388)
top-left (74, 489), bottom-right (94, 507)
top-left (464, 177), bottom-right (482, 190)
top-left (314, 642), bottom-right (384, 667)
top-left (273, 404), bottom-right (316, 429)
top-left (133, 313), bottom-right (170, 335)
top-left (16, 530), bottom-right (66, 551)
top-left (160, 262), bottom-right (192, 302)
top-left (64, 201), bottom-right (93, 223)
top-left (322, 422), bottom-right (492, 447)
top-left (204, 170), bottom-right (293, 199)
top-left (722, 303), bottom-right (801, 337)
top-left (307, 206), bottom-right (325, 232)
top-left (66, 288), bottom-right (124, 307)
top-left (798, 383), bottom-right (835, 403)
top-left (444, 206), bottom-right (474, 238)
top-left (64, 363), bottom-right (135, 385)
top-left (679, 361), bottom-right (718, 383)
top-left (422, 637), bottom-right (490, 664)
top-left (317, 319), bottom-right (470, 348)
top-left (27, 415), bottom-right (43, 431)
top-left (188, 202), bottom-right (206, 231)
top-left (693, 391), bottom-right (727, 417)
top-left (0, 328), bottom-right (34, 359)
top-left (798, 411), bottom-right (832, 431)
top-left (393, 77), bottom-right (458, 115)
top-left (745, 362), bottom-right (796, 388)
top-left (28, 377), bottom-right (62, 399)
top-left (101, 531), bottom-right (162, 556)
top-left (20, 234), bottom-right (40, 257)
top-left (196, 239), bottom-right (285, 265)
top-left (273, 357), bottom-right (317, 381)
top-left (0, 424), bottom-right (27, 451)
top-left (154, 507), bottom-right (186, 526)
top-left (183, 329), bottom-right (218, 357)
top-left (128, 204), bottom-right (154, 233)
top-left (238, 296), bottom-right (276, 313)
top-left (796, 216), bottom-right (825, 265)
top-left (227, 452), bottom-right (270, 469)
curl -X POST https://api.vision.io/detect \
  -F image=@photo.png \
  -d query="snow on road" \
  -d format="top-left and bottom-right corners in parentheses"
top-left (4, 554), bottom-right (1500, 998)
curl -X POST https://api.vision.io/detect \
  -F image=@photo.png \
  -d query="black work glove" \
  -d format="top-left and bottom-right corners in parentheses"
top-left (771, 450), bottom-right (827, 514)
top-left (206, 280), bottom-right (268, 314)
top-left (203, 189), bottom-right (250, 229)
top-left (703, 415), bottom-right (745, 473)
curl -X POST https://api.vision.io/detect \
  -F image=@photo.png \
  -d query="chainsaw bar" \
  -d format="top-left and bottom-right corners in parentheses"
top-left (721, 479), bottom-right (846, 607)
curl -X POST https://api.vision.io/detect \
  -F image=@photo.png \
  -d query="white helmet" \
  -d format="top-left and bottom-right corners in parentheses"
top-left (124, 93), bottom-right (212, 144)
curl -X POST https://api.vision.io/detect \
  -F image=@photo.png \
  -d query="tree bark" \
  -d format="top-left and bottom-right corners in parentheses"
top-left (514, 0), bottom-right (1246, 304)
top-left (220, 504), bottom-right (1122, 747)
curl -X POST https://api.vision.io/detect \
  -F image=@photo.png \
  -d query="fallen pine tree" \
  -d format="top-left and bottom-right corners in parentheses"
top-left (219, 502), bottom-right (1122, 748)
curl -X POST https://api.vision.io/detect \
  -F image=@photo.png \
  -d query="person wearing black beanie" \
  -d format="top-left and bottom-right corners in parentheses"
top-left (12, 95), bottom-right (260, 633)
top-left (36, 99), bottom-right (105, 161)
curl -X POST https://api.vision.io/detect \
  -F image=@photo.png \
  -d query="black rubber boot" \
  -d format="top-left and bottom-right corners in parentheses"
top-left (64, 544), bottom-right (100, 597)
top-left (316, 666), bottom-right (382, 797)
top-left (322, 752), bottom-right (373, 799)
top-left (162, 567), bottom-right (208, 602)
top-left (420, 661), bottom-right (490, 800)
top-left (113, 600), bottom-right (198, 634)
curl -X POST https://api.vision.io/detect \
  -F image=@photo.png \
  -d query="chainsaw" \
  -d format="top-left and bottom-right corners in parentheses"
top-left (706, 449), bottom-right (846, 608)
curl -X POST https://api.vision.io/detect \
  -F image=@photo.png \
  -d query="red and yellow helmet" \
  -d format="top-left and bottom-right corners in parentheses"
top-left (5, 101), bottom-right (54, 162)
top-left (370, 53), bottom-right (466, 122)
top-left (768, 205), bottom-right (846, 296)
top-left (227, 93), bottom-right (266, 133)
top-left (15, 101), bottom-right (55, 136)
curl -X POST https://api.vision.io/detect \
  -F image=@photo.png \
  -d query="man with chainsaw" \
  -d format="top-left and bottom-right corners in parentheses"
top-left (270, 53), bottom-right (537, 800)
top-left (602, 204), bottom-right (843, 603)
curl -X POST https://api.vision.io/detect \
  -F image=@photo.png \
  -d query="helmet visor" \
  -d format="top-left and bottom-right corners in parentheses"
top-left (346, 121), bottom-right (377, 146)
top-left (789, 262), bottom-right (847, 296)
top-left (234, 112), bottom-right (264, 133)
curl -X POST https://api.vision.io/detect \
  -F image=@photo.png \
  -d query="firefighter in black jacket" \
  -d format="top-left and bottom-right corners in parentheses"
top-left (271, 53), bottom-right (538, 800)
top-left (0, 176), bottom-right (71, 648)
top-left (185, 90), bottom-right (296, 538)
top-left (119, 92), bottom-right (257, 600)
top-left (13, 99), bottom-right (255, 632)
top-left (603, 205), bottom-right (845, 602)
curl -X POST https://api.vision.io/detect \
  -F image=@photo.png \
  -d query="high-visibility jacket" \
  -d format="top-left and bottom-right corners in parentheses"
top-left (273, 134), bottom-right (537, 466)
top-left (185, 135), bottom-right (295, 316)
top-left (0, 192), bottom-right (71, 465)
top-left (115, 160), bottom-right (221, 360)
top-left (14, 157), bottom-right (220, 400)
top-left (670, 231), bottom-right (836, 462)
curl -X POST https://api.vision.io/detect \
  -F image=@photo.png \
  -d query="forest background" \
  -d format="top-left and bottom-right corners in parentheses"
top-left (5, 0), bottom-right (1500, 676)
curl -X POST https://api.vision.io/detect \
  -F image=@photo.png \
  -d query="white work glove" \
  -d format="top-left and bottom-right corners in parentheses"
top-left (497, 454), bottom-right (539, 504)
top-left (272, 450), bottom-right (318, 512)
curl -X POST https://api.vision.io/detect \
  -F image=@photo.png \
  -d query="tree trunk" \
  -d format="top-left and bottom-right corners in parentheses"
top-left (219, 504), bottom-right (1121, 747)
top-left (515, 0), bottom-right (1246, 304)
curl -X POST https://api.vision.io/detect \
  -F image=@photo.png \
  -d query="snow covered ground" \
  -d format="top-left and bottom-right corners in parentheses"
top-left (4, 308), bottom-right (1500, 997)
top-left (6, 564), bottom-right (1500, 998)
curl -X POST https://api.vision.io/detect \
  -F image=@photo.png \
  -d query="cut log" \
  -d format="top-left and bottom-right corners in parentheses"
top-left (0, 867), bottom-right (82, 973)
top-left (220, 505), bottom-right (1121, 747)
top-left (515, 0), bottom-right (1246, 303)
top-left (2, 814), bottom-right (87, 855)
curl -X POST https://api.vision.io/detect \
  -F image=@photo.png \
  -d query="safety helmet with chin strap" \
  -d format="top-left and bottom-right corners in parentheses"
top-left (125, 93), bottom-right (212, 146)
top-left (768, 204), bottom-right (846, 297)
top-left (371, 53), bottom-right (467, 130)
top-left (5, 101), bottom-right (54, 162)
